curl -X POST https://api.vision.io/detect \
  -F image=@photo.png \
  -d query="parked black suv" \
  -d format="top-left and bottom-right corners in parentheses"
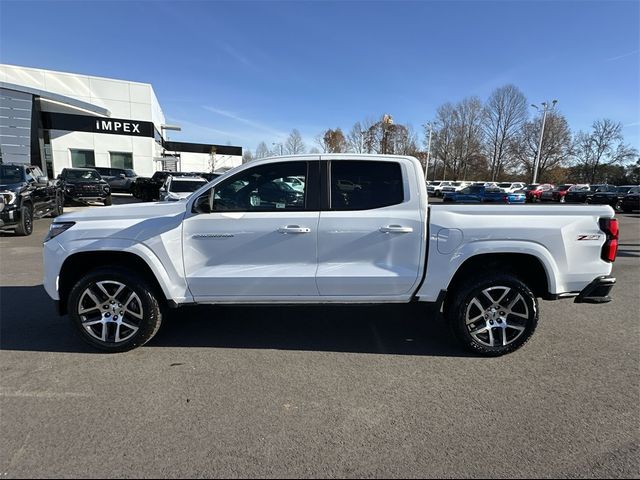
top-left (564, 184), bottom-right (614, 204)
top-left (590, 185), bottom-right (638, 209)
top-left (0, 163), bottom-right (64, 236)
top-left (620, 186), bottom-right (640, 213)
top-left (93, 167), bottom-right (138, 193)
top-left (58, 168), bottom-right (112, 206)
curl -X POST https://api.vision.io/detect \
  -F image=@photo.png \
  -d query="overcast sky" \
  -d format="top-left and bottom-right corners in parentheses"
top-left (1, 0), bottom-right (638, 152)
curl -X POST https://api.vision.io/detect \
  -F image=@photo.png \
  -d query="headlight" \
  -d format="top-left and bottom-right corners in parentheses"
top-left (0, 191), bottom-right (17, 204)
top-left (44, 222), bottom-right (75, 242)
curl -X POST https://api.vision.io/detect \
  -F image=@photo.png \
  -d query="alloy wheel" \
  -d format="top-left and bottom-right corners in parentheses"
top-left (77, 280), bottom-right (144, 343)
top-left (465, 286), bottom-right (530, 347)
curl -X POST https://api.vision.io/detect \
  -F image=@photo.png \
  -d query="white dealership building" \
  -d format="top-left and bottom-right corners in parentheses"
top-left (0, 64), bottom-right (242, 178)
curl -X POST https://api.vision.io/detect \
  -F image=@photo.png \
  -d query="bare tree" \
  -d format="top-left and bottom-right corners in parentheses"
top-left (510, 111), bottom-right (572, 182)
top-left (346, 121), bottom-right (366, 153)
top-left (242, 149), bottom-right (254, 164)
top-left (572, 119), bottom-right (637, 183)
top-left (284, 129), bottom-right (306, 155)
top-left (483, 85), bottom-right (528, 181)
top-left (431, 103), bottom-right (456, 180)
top-left (255, 141), bottom-right (270, 159)
top-left (308, 147), bottom-right (321, 154)
top-left (432, 98), bottom-right (484, 180)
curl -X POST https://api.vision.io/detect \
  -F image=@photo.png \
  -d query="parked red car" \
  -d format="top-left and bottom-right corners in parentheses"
top-left (540, 184), bottom-right (573, 202)
top-left (524, 183), bottom-right (554, 202)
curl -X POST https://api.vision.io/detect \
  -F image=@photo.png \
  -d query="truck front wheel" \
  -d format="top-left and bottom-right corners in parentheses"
top-left (68, 267), bottom-right (163, 352)
top-left (446, 273), bottom-right (538, 356)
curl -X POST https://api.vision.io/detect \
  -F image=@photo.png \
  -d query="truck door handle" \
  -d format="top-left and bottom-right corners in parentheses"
top-left (380, 225), bottom-right (413, 234)
top-left (278, 225), bottom-right (311, 234)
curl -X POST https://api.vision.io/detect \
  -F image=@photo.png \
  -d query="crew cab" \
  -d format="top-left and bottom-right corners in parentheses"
top-left (442, 185), bottom-right (525, 204)
top-left (43, 155), bottom-right (618, 356)
top-left (58, 168), bottom-right (112, 206)
top-left (0, 163), bottom-right (64, 236)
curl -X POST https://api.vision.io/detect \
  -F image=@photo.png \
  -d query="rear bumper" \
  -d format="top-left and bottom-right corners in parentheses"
top-left (574, 276), bottom-right (616, 304)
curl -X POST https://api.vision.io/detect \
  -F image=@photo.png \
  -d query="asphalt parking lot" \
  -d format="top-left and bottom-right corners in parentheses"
top-left (1, 196), bottom-right (639, 478)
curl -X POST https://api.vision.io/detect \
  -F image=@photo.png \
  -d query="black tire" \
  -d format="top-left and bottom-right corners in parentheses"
top-left (104, 195), bottom-right (112, 206)
top-left (50, 194), bottom-right (64, 218)
top-left (68, 267), bottom-right (163, 352)
top-left (14, 204), bottom-right (33, 236)
top-left (446, 273), bottom-right (538, 356)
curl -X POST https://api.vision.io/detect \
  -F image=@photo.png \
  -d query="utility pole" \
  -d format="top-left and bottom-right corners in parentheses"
top-left (531, 100), bottom-right (557, 184)
top-left (422, 122), bottom-right (435, 177)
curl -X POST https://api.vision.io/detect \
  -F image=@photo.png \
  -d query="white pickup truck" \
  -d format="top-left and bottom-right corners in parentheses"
top-left (43, 155), bottom-right (619, 356)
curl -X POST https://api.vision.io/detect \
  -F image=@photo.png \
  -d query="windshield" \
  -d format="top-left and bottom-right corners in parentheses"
top-left (629, 187), bottom-right (640, 194)
top-left (65, 170), bottom-right (101, 182)
top-left (498, 183), bottom-right (512, 188)
top-left (125, 169), bottom-right (136, 177)
top-left (558, 185), bottom-right (572, 191)
top-left (617, 186), bottom-right (634, 193)
top-left (171, 180), bottom-right (206, 193)
top-left (0, 165), bottom-right (25, 184)
top-left (450, 182), bottom-right (461, 186)
top-left (524, 184), bottom-right (538, 191)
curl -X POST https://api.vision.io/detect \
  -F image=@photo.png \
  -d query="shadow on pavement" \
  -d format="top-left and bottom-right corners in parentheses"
top-left (0, 285), bottom-right (469, 357)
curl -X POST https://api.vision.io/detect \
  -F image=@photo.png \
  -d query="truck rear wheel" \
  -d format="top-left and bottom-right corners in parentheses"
top-left (68, 267), bottom-right (163, 352)
top-left (446, 273), bottom-right (538, 356)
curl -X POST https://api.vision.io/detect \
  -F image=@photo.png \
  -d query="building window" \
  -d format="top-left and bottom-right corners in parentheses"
top-left (110, 152), bottom-right (133, 170)
top-left (70, 149), bottom-right (95, 168)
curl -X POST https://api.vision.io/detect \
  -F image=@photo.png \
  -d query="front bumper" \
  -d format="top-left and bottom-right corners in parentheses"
top-left (574, 276), bottom-right (616, 304)
top-left (65, 193), bottom-right (108, 203)
top-left (0, 205), bottom-right (21, 228)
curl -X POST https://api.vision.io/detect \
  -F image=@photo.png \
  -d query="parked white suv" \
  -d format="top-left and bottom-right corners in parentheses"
top-left (43, 155), bottom-right (618, 356)
top-left (426, 181), bottom-right (452, 197)
top-left (497, 182), bottom-right (526, 193)
top-left (159, 176), bottom-right (208, 201)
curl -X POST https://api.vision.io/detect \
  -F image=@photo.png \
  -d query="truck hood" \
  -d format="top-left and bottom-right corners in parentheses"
top-left (57, 201), bottom-right (187, 223)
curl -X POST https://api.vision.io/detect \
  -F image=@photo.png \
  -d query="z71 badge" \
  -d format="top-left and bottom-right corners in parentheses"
top-left (577, 234), bottom-right (602, 241)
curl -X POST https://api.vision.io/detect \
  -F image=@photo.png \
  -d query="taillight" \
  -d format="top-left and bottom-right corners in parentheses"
top-left (599, 218), bottom-right (619, 262)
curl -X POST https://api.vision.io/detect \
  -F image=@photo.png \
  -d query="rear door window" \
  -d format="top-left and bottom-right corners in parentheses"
top-left (330, 160), bottom-right (403, 210)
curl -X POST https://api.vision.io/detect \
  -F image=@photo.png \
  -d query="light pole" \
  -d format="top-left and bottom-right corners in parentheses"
top-left (531, 100), bottom-right (557, 184)
top-left (272, 142), bottom-right (283, 156)
top-left (422, 121), bottom-right (435, 178)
